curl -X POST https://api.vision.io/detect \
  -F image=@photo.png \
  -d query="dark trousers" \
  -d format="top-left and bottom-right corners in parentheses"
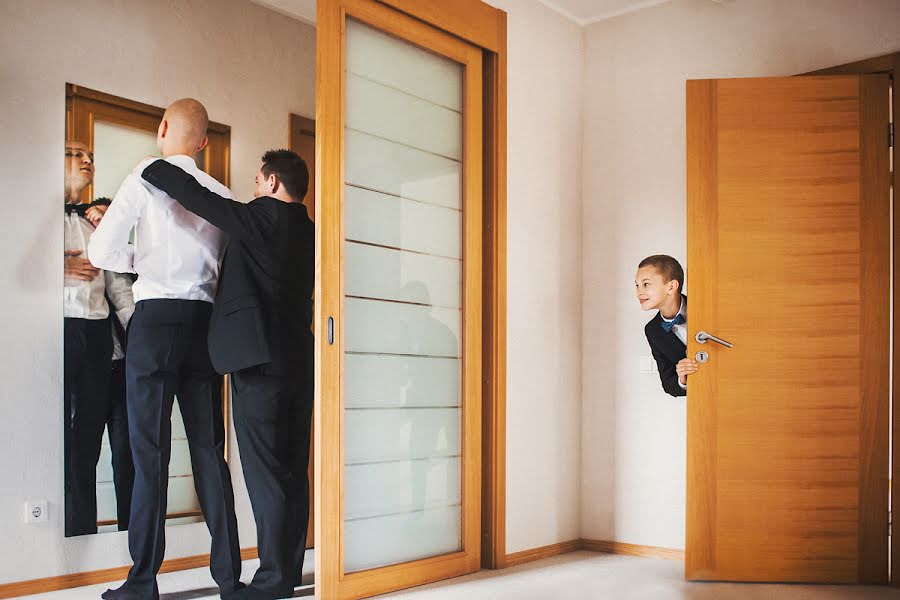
top-left (107, 358), bottom-right (134, 530)
top-left (64, 317), bottom-right (112, 537)
top-left (125, 299), bottom-right (241, 599)
top-left (231, 354), bottom-right (312, 596)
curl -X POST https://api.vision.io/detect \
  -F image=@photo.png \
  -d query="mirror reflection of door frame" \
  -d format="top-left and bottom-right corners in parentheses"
top-left (290, 113), bottom-right (316, 220)
top-left (65, 83), bottom-right (231, 205)
top-left (289, 111), bottom-right (316, 551)
top-left (315, 0), bottom-right (508, 598)
top-left (65, 82), bottom-right (233, 528)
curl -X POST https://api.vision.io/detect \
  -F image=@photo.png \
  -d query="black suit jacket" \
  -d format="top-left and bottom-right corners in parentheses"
top-left (142, 160), bottom-right (314, 375)
top-left (644, 300), bottom-right (687, 397)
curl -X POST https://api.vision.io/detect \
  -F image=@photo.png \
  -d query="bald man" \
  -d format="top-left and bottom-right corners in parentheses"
top-left (90, 99), bottom-right (243, 600)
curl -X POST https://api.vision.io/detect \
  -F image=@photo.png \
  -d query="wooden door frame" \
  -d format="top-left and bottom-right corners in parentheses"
top-left (288, 112), bottom-right (317, 552)
top-left (65, 82), bottom-right (232, 528)
top-left (66, 83), bottom-right (231, 203)
top-left (313, 1), bottom-right (508, 596)
top-left (806, 53), bottom-right (898, 585)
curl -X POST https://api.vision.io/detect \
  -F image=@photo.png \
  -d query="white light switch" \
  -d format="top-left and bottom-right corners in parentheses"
top-left (640, 356), bottom-right (654, 373)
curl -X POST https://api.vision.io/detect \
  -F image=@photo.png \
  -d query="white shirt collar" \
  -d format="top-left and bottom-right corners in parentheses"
top-left (165, 154), bottom-right (197, 169)
top-left (661, 295), bottom-right (687, 323)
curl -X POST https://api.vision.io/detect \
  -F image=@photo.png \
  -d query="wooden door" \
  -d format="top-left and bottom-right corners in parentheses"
top-left (316, 0), bottom-right (483, 598)
top-left (686, 75), bottom-right (891, 583)
top-left (289, 112), bottom-right (316, 551)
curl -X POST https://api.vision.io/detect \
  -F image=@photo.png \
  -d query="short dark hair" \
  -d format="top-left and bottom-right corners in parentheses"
top-left (261, 149), bottom-right (309, 201)
top-left (638, 254), bottom-right (684, 293)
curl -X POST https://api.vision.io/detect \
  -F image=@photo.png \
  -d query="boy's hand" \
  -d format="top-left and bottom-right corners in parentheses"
top-left (676, 358), bottom-right (699, 385)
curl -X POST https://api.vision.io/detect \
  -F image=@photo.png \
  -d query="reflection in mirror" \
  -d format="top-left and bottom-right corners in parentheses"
top-left (63, 85), bottom-right (230, 536)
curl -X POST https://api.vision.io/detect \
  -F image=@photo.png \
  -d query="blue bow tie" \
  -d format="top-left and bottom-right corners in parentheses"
top-left (661, 313), bottom-right (685, 333)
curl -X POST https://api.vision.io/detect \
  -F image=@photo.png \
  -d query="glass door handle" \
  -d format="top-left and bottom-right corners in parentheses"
top-left (695, 331), bottom-right (733, 348)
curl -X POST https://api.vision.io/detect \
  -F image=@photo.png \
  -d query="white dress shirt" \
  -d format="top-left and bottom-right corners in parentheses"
top-left (661, 296), bottom-right (688, 389)
top-left (106, 271), bottom-right (136, 360)
top-left (661, 297), bottom-right (687, 346)
top-left (64, 210), bottom-right (109, 319)
top-left (88, 155), bottom-right (230, 304)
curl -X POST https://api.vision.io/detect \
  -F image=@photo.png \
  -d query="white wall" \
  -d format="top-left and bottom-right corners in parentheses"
top-left (0, 0), bottom-right (314, 583)
top-left (580, 0), bottom-right (900, 549)
top-left (484, 0), bottom-right (585, 555)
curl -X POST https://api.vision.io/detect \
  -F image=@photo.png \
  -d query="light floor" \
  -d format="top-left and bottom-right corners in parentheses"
top-left (23, 551), bottom-right (900, 599)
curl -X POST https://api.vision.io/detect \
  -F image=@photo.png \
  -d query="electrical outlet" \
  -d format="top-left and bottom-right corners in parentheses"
top-left (25, 498), bottom-right (48, 524)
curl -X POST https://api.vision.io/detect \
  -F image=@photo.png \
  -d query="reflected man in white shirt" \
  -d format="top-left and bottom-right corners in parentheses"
top-left (89, 99), bottom-right (242, 600)
top-left (63, 141), bottom-right (134, 537)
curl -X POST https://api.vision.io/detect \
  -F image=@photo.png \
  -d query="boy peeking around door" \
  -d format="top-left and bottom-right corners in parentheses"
top-left (636, 254), bottom-right (697, 397)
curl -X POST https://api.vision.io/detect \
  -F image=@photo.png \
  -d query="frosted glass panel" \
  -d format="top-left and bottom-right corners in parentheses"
top-left (345, 242), bottom-right (460, 308)
top-left (346, 130), bottom-right (461, 210)
top-left (92, 121), bottom-right (160, 199)
top-left (345, 458), bottom-right (461, 520)
top-left (93, 120), bottom-right (207, 200)
top-left (345, 186), bottom-right (461, 259)
top-left (347, 74), bottom-right (461, 160)
top-left (344, 298), bottom-right (460, 357)
top-left (345, 354), bottom-right (460, 409)
top-left (346, 19), bottom-right (461, 111)
top-left (345, 506), bottom-right (461, 573)
top-left (344, 18), bottom-right (463, 573)
top-left (345, 408), bottom-right (460, 464)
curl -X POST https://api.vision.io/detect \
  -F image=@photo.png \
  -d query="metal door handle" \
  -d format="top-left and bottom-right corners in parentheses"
top-left (695, 331), bottom-right (733, 348)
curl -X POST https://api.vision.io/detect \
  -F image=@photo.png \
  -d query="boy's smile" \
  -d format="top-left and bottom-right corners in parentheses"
top-left (635, 265), bottom-right (679, 312)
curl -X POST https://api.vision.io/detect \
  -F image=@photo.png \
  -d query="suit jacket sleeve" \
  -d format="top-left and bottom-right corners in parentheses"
top-left (646, 331), bottom-right (687, 398)
top-left (141, 159), bottom-right (276, 243)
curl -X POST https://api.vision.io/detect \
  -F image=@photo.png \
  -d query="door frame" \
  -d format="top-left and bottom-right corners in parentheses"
top-left (806, 52), bottom-right (899, 585)
top-left (313, 0), bottom-right (508, 597)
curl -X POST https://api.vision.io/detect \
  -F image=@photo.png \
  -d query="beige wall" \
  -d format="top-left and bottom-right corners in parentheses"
top-left (7, 0), bottom-right (898, 585)
top-left (580, 0), bottom-right (900, 549)
top-left (0, 0), bottom-right (314, 583)
top-left (484, 0), bottom-right (585, 555)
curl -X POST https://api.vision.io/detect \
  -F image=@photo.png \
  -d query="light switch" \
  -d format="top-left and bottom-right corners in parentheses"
top-left (640, 356), bottom-right (653, 373)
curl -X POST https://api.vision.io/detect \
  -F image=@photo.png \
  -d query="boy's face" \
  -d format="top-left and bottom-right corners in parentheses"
top-left (635, 265), bottom-right (678, 311)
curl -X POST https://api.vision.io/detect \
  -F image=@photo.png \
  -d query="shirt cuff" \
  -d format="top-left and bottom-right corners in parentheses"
top-left (678, 379), bottom-right (687, 390)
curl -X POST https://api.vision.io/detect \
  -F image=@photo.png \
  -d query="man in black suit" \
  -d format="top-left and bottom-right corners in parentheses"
top-left (636, 255), bottom-right (697, 397)
top-left (141, 149), bottom-right (314, 600)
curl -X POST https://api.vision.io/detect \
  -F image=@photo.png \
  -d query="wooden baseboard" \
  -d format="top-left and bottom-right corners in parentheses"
top-left (504, 539), bottom-right (684, 569)
top-left (0, 547), bottom-right (258, 599)
top-left (580, 539), bottom-right (684, 561)
top-left (504, 540), bottom-right (582, 567)
top-left (1, 537), bottom-right (683, 597)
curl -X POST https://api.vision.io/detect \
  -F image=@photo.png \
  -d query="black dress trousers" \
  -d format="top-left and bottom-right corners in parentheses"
top-left (107, 357), bottom-right (134, 530)
top-left (230, 345), bottom-right (313, 596)
top-left (124, 299), bottom-right (241, 599)
top-left (63, 317), bottom-right (112, 537)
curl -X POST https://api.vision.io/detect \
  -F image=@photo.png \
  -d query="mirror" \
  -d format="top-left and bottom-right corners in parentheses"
top-left (63, 84), bottom-right (230, 536)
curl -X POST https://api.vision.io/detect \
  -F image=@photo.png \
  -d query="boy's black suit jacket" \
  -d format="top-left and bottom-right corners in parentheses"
top-left (644, 298), bottom-right (687, 397)
top-left (142, 160), bottom-right (314, 375)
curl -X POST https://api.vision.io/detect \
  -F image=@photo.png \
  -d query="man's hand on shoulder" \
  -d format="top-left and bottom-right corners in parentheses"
top-left (133, 156), bottom-right (162, 176)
